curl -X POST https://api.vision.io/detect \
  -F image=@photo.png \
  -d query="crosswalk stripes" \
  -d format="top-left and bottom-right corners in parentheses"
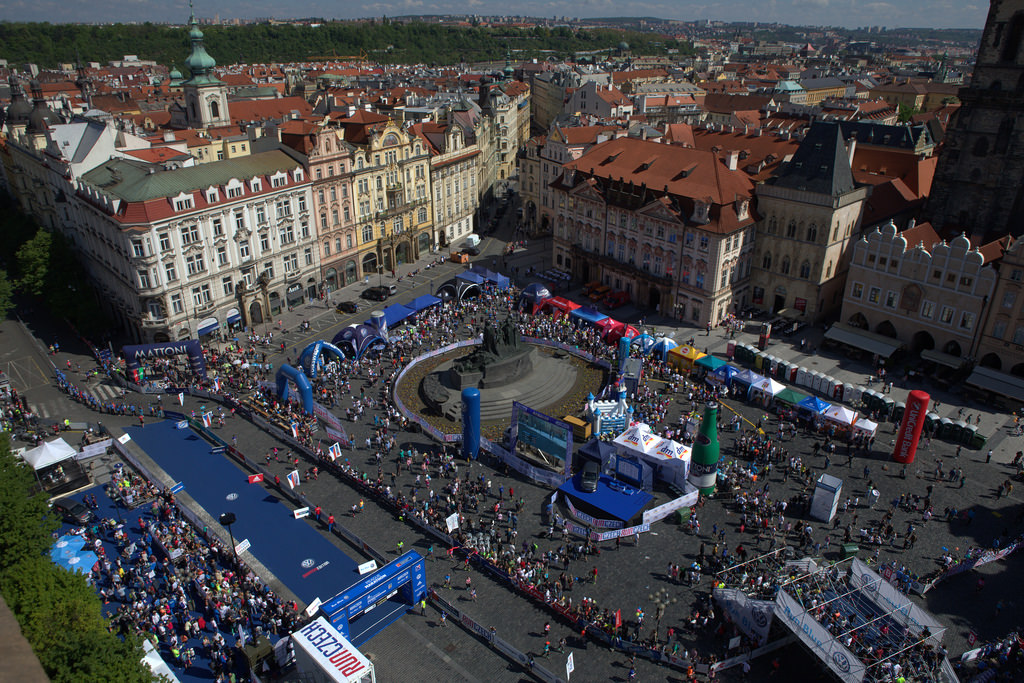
top-left (30, 383), bottom-right (124, 419)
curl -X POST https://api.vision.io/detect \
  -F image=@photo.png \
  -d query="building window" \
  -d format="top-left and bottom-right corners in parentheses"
top-left (260, 233), bottom-right (270, 252)
top-left (960, 312), bottom-right (975, 330)
top-left (362, 225), bottom-right (374, 243)
top-left (921, 301), bottom-right (935, 318)
top-left (222, 276), bottom-right (234, 295)
top-left (185, 253), bottom-right (206, 275)
top-left (275, 198), bottom-right (292, 218)
top-left (1012, 269), bottom-right (1023, 282)
top-left (212, 218), bottom-right (223, 237)
top-left (131, 239), bottom-right (145, 258)
top-left (418, 207), bottom-right (428, 223)
top-left (262, 261), bottom-right (274, 279)
top-left (217, 245), bottom-right (228, 266)
top-left (868, 287), bottom-right (880, 303)
top-left (780, 257), bottom-right (791, 275)
top-left (298, 195), bottom-right (306, 213)
top-left (170, 293), bottom-right (184, 314)
top-left (239, 240), bottom-right (251, 260)
top-left (346, 234), bottom-right (353, 249)
top-left (191, 284), bottom-right (211, 307)
top-left (283, 253), bottom-right (298, 274)
top-left (318, 189), bottom-right (325, 204)
top-left (939, 306), bottom-right (955, 324)
top-left (993, 321), bottom-right (1007, 339)
top-left (695, 272), bottom-right (705, 289)
top-left (300, 220), bottom-right (309, 239)
top-left (885, 291), bottom-right (897, 308)
top-left (234, 211), bottom-right (246, 230)
top-left (304, 247), bottom-right (313, 266)
top-left (762, 252), bottom-right (772, 270)
top-left (323, 240), bottom-right (330, 256)
top-left (1003, 291), bottom-right (1018, 309)
top-left (799, 261), bottom-right (811, 279)
top-left (272, 175), bottom-right (286, 188)
top-left (1014, 326), bottom-right (1024, 345)
top-left (279, 224), bottom-right (295, 245)
top-left (137, 270), bottom-right (150, 289)
top-left (851, 282), bottom-right (863, 298)
top-left (256, 205), bottom-right (266, 224)
top-left (334, 238), bottom-right (341, 253)
top-left (806, 223), bottom-right (817, 242)
top-left (699, 235), bottom-right (709, 251)
top-left (227, 186), bottom-right (243, 199)
top-left (173, 196), bottom-right (194, 212)
top-left (158, 232), bottom-right (170, 252)
top-left (164, 262), bottom-right (178, 282)
top-left (180, 224), bottom-right (200, 245)
top-left (786, 221), bottom-right (797, 238)
top-left (321, 213), bottom-right (328, 230)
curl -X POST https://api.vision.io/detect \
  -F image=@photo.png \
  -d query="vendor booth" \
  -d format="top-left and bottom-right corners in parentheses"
top-left (707, 364), bottom-right (741, 388)
top-left (749, 377), bottom-right (785, 405)
top-left (853, 418), bottom-right (878, 438)
top-left (822, 405), bottom-right (859, 430)
top-left (695, 354), bottom-right (729, 373)
top-left (797, 396), bottom-right (831, 421)
top-left (518, 283), bottom-right (550, 313)
top-left (605, 321), bottom-right (639, 344)
top-left (775, 388), bottom-right (809, 408)
top-left (631, 334), bottom-right (656, 355)
top-left (612, 423), bottom-right (691, 490)
top-left (539, 295), bottom-right (581, 318)
top-left (569, 306), bottom-right (608, 330)
top-left (667, 344), bottom-right (706, 372)
top-left (22, 437), bottom-right (76, 470)
top-left (650, 337), bottom-right (678, 361)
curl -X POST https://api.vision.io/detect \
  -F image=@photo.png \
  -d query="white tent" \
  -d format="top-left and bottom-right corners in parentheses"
top-left (613, 424), bottom-right (660, 454)
top-left (853, 418), bottom-right (878, 437)
top-left (21, 438), bottom-right (76, 470)
top-left (750, 377), bottom-right (785, 397)
top-left (649, 438), bottom-right (692, 462)
top-left (142, 638), bottom-right (181, 682)
top-left (823, 405), bottom-right (858, 426)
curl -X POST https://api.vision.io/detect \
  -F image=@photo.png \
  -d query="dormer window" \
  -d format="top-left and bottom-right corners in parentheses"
top-left (226, 180), bottom-right (244, 199)
top-left (172, 193), bottom-right (194, 212)
top-left (691, 200), bottom-right (710, 224)
top-left (292, 168), bottom-right (304, 182)
top-left (735, 198), bottom-right (750, 221)
top-left (271, 171), bottom-right (288, 188)
top-left (205, 187), bottom-right (219, 203)
top-left (250, 178), bottom-right (262, 192)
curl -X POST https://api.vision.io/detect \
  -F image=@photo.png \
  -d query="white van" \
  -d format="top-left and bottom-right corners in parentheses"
top-left (463, 234), bottom-right (481, 248)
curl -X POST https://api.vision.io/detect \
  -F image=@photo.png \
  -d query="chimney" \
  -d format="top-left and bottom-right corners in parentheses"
top-left (725, 150), bottom-right (739, 171)
top-left (847, 137), bottom-right (857, 166)
top-left (163, 131), bottom-right (176, 142)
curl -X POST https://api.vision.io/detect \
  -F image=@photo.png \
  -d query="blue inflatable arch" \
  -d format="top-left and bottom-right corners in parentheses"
top-left (275, 364), bottom-right (314, 414)
top-left (298, 341), bottom-right (348, 378)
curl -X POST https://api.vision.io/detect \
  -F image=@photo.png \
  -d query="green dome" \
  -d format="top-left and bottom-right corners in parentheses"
top-left (169, 65), bottom-right (183, 80)
top-left (618, 41), bottom-right (630, 51)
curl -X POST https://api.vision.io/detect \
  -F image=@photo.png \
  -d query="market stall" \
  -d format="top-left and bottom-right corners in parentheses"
top-left (667, 344), bottom-right (707, 372)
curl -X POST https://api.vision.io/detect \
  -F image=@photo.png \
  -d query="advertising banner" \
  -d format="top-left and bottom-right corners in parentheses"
top-left (642, 490), bottom-right (699, 525)
top-left (775, 590), bottom-right (865, 683)
top-left (313, 401), bottom-right (344, 431)
top-left (714, 588), bottom-right (775, 646)
top-left (75, 439), bottom-right (113, 460)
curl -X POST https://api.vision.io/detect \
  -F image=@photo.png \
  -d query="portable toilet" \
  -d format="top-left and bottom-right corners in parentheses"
top-left (796, 367), bottom-right (810, 388)
top-left (924, 412), bottom-right (941, 434)
top-left (810, 371), bottom-right (826, 394)
top-left (881, 396), bottom-right (895, 419)
top-left (726, 340), bottom-right (736, 359)
top-left (938, 417), bottom-right (954, 439)
top-left (829, 378), bottom-right (844, 401)
top-left (843, 383), bottom-right (857, 403)
top-left (787, 363), bottom-right (799, 383)
top-left (892, 402), bottom-right (906, 422)
top-left (753, 351), bottom-right (765, 371)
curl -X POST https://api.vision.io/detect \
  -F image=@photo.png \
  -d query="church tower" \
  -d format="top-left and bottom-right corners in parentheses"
top-left (180, 2), bottom-right (229, 129)
top-left (924, 0), bottom-right (1024, 241)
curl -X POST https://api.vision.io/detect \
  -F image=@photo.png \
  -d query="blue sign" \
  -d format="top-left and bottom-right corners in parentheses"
top-left (170, 482), bottom-right (185, 494)
top-left (321, 550), bottom-right (426, 634)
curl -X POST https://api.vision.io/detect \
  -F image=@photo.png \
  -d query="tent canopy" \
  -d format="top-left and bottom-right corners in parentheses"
top-left (542, 296), bottom-right (581, 315)
top-left (469, 265), bottom-right (510, 289)
top-left (709, 364), bottom-right (742, 386)
top-left (520, 282), bottom-right (550, 302)
top-left (776, 388), bottom-right (809, 406)
top-left (669, 344), bottom-right (705, 362)
top-left (651, 337), bottom-right (679, 360)
top-left (606, 321), bottom-right (639, 343)
top-left (824, 322), bottom-right (903, 359)
top-left (751, 377), bottom-right (785, 396)
top-left (695, 355), bottom-right (728, 371)
top-left (854, 418), bottom-right (878, 436)
top-left (612, 423), bottom-right (660, 454)
top-left (733, 369), bottom-right (766, 386)
top-left (578, 439), bottom-right (618, 469)
top-left (456, 271), bottom-right (485, 284)
top-left (407, 294), bottom-right (442, 313)
top-left (570, 306), bottom-right (609, 326)
top-left (798, 396), bottom-right (832, 413)
top-left (823, 405), bottom-right (858, 425)
top-left (22, 438), bottom-right (76, 470)
top-left (631, 334), bottom-right (656, 354)
top-left (377, 303), bottom-right (416, 328)
top-left (966, 366), bottom-right (1024, 403)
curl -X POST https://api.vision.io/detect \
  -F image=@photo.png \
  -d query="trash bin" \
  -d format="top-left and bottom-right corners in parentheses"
top-left (841, 543), bottom-right (859, 560)
top-left (676, 507), bottom-right (693, 525)
top-left (971, 431), bottom-right (988, 450)
top-left (867, 488), bottom-right (880, 508)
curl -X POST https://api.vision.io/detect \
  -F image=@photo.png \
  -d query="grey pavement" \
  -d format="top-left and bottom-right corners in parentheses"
top-left (7, 200), bottom-right (1024, 681)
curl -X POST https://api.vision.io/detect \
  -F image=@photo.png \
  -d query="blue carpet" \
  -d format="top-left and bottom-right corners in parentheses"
top-left (558, 474), bottom-right (653, 522)
top-left (126, 421), bottom-right (363, 606)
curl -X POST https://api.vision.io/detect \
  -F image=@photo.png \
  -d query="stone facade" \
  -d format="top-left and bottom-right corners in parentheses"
top-left (976, 238), bottom-right (1024, 373)
top-left (308, 127), bottom-right (357, 292)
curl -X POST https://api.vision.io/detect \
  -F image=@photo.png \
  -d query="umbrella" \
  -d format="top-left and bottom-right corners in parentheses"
top-left (50, 535), bottom-right (86, 561)
top-left (232, 359), bottom-right (243, 365)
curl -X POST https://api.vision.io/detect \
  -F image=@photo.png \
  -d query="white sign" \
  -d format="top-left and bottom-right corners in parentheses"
top-left (294, 506), bottom-right (310, 519)
top-left (75, 439), bottom-right (113, 460)
top-left (292, 617), bottom-right (372, 683)
top-left (117, 433), bottom-right (132, 444)
top-left (234, 538), bottom-right (251, 555)
top-left (566, 652), bottom-right (574, 678)
top-left (446, 512), bottom-right (460, 532)
top-left (305, 597), bottom-right (322, 617)
top-left (357, 560), bottom-right (378, 575)
top-left (714, 588), bottom-right (774, 647)
top-left (728, 636), bottom-right (742, 650)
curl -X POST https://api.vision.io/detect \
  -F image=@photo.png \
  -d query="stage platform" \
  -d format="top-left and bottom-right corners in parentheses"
top-left (126, 422), bottom-right (363, 607)
top-left (558, 473), bottom-right (653, 524)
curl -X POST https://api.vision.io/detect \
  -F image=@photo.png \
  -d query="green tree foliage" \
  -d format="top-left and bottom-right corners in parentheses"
top-left (0, 20), bottom-right (693, 68)
top-left (0, 434), bottom-right (150, 682)
top-left (0, 269), bottom-right (14, 321)
top-left (14, 229), bottom-right (51, 297)
top-left (897, 103), bottom-right (921, 122)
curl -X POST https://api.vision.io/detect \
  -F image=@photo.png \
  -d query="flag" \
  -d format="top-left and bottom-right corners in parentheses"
top-left (614, 609), bottom-right (622, 629)
top-left (290, 422), bottom-right (300, 439)
top-left (178, 392), bottom-right (185, 406)
top-left (212, 377), bottom-right (221, 392)
top-left (328, 442), bottom-right (342, 461)
top-left (202, 413), bottom-right (212, 428)
top-left (286, 470), bottom-right (300, 489)
top-left (248, 473), bottom-right (264, 484)
top-left (566, 652), bottom-right (575, 678)
top-left (175, 420), bottom-right (188, 430)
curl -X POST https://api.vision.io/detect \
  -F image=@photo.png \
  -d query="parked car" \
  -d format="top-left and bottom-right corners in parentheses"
top-left (52, 498), bottom-right (92, 525)
top-left (580, 460), bottom-right (600, 493)
top-left (588, 285), bottom-right (611, 302)
top-left (362, 285), bottom-right (396, 301)
top-left (605, 290), bottom-right (631, 309)
top-left (582, 280), bottom-right (602, 295)
top-left (335, 301), bottom-right (358, 314)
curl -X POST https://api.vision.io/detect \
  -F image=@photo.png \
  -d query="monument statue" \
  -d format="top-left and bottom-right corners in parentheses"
top-left (448, 314), bottom-right (532, 389)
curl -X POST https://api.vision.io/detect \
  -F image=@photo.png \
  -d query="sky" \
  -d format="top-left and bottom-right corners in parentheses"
top-left (0, 0), bottom-right (990, 29)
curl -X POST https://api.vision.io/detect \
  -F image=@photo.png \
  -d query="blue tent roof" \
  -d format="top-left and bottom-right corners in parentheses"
top-left (570, 306), bottom-right (609, 325)
top-left (798, 396), bottom-right (832, 413)
top-left (373, 303), bottom-right (416, 328)
top-left (456, 271), bottom-right (485, 284)
top-left (407, 294), bottom-right (442, 313)
top-left (651, 338), bottom-right (679, 360)
top-left (520, 282), bottom-right (550, 301)
top-left (631, 333), bottom-right (656, 353)
top-left (469, 266), bottom-right (511, 289)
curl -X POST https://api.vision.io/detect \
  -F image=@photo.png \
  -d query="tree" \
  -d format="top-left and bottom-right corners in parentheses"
top-left (0, 433), bottom-right (58, 573)
top-left (0, 269), bottom-right (14, 321)
top-left (15, 230), bottom-right (52, 297)
top-left (897, 103), bottom-right (921, 122)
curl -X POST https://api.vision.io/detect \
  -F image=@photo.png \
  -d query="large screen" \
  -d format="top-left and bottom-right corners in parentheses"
top-left (510, 401), bottom-right (573, 475)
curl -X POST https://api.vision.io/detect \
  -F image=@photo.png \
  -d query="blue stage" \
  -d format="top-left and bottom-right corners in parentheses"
top-left (126, 422), bottom-right (363, 608)
top-left (558, 473), bottom-right (653, 523)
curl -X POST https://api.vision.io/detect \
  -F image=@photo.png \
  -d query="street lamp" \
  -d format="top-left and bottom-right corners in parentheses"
top-left (219, 512), bottom-right (251, 623)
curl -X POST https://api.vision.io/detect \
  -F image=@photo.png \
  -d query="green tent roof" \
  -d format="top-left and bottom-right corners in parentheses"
top-left (775, 388), bottom-right (809, 406)
top-left (695, 355), bottom-right (729, 371)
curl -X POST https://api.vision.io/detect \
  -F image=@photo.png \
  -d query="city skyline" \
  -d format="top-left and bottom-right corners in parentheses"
top-left (0, 0), bottom-right (989, 30)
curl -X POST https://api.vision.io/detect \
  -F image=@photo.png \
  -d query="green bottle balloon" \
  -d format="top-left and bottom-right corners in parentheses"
top-left (688, 402), bottom-right (720, 495)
